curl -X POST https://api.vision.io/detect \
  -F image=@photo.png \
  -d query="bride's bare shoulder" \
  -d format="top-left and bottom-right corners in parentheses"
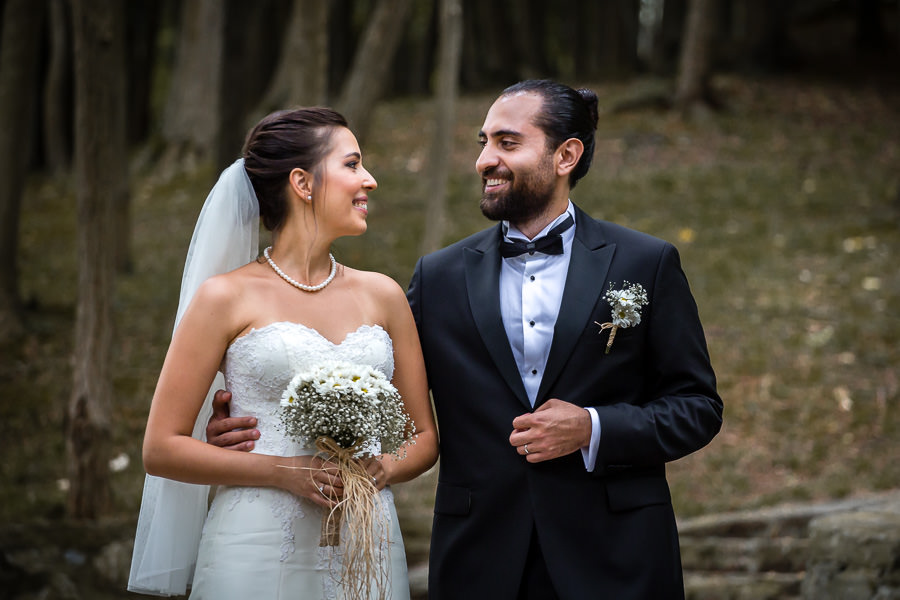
top-left (190, 260), bottom-right (269, 310)
top-left (344, 267), bottom-right (405, 299)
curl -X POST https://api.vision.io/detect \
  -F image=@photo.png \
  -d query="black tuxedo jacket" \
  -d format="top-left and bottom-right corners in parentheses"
top-left (407, 204), bottom-right (723, 600)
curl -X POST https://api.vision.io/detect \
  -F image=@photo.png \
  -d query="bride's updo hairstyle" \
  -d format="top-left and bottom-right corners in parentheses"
top-left (500, 80), bottom-right (599, 189)
top-left (242, 108), bottom-right (349, 232)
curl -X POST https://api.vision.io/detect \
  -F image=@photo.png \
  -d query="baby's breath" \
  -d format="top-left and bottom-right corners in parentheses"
top-left (279, 361), bottom-right (415, 458)
top-left (604, 281), bottom-right (649, 328)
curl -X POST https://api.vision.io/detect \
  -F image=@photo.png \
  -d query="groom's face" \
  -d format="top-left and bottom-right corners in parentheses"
top-left (476, 92), bottom-right (557, 223)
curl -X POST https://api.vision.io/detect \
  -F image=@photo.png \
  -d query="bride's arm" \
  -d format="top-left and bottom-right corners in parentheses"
top-left (141, 274), bottom-right (336, 507)
top-left (367, 276), bottom-right (439, 487)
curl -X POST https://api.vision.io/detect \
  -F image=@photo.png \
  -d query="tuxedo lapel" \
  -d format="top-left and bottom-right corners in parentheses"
top-left (536, 210), bottom-right (615, 404)
top-left (464, 229), bottom-right (531, 408)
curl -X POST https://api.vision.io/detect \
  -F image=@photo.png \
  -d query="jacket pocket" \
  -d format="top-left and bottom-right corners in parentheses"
top-left (434, 482), bottom-right (471, 516)
top-left (606, 476), bottom-right (671, 513)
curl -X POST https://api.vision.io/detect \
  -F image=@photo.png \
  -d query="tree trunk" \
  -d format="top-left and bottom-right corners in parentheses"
top-left (391, 0), bottom-right (437, 96)
top-left (674, 0), bottom-right (716, 115)
top-left (328, 0), bottom-right (357, 99)
top-left (0, 0), bottom-right (46, 342)
top-left (161, 0), bottom-right (224, 164)
top-left (729, 0), bottom-right (791, 71)
top-left (460, 0), bottom-right (517, 90)
top-left (125, 0), bottom-right (160, 146)
top-left (254, 0), bottom-right (330, 119)
top-left (593, 0), bottom-right (641, 80)
top-left (336, 0), bottom-right (413, 142)
top-left (420, 0), bottom-right (462, 256)
top-left (215, 0), bottom-right (284, 172)
top-left (43, 0), bottom-right (72, 175)
top-left (509, 0), bottom-right (548, 80)
top-left (650, 0), bottom-right (687, 76)
top-left (68, 0), bottom-right (128, 519)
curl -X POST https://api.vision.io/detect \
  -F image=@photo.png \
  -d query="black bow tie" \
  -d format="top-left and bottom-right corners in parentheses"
top-left (499, 215), bottom-right (574, 258)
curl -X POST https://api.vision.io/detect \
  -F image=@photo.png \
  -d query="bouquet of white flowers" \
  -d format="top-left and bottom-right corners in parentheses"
top-left (279, 361), bottom-right (415, 599)
top-left (280, 361), bottom-right (413, 460)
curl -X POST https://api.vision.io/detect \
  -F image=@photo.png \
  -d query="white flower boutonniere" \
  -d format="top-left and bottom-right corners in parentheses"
top-left (595, 281), bottom-right (649, 354)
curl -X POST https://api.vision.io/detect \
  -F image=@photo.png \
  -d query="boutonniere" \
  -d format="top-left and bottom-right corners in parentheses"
top-left (594, 281), bottom-right (649, 354)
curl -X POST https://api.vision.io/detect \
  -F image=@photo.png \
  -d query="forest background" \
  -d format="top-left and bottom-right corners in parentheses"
top-left (0, 0), bottom-right (898, 595)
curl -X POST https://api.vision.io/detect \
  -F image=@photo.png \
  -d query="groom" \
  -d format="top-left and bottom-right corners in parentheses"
top-left (406, 80), bottom-right (722, 599)
top-left (210, 80), bottom-right (723, 599)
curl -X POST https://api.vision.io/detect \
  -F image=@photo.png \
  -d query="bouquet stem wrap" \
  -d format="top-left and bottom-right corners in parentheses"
top-left (315, 436), bottom-right (388, 599)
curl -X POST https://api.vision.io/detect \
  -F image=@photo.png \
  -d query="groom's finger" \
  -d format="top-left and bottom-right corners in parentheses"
top-left (206, 417), bottom-right (259, 449)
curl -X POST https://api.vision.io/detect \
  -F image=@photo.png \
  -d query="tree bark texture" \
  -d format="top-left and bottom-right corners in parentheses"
top-left (125, 0), bottom-right (160, 145)
top-left (420, 0), bottom-right (463, 256)
top-left (68, 0), bottom-right (128, 519)
top-left (651, 0), bottom-right (687, 75)
top-left (162, 0), bottom-right (224, 161)
top-left (595, 0), bottom-right (641, 79)
top-left (256, 0), bottom-right (330, 118)
top-left (43, 0), bottom-right (72, 175)
top-left (0, 0), bottom-right (46, 341)
top-left (215, 0), bottom-right (285, 172)
top-left (336, 0), bottom-right (413, 142)
top-left (674, 0), bottom-right (716, 113)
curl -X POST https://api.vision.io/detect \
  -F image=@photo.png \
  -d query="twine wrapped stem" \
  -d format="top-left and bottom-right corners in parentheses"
top-left (595, 321), bottom-right (618, 354)
top-left (315, 436), bottom-right (390, 600)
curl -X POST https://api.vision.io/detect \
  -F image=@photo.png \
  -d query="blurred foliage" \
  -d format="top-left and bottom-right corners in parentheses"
top-left (2, 76), bottom-right (898, 566)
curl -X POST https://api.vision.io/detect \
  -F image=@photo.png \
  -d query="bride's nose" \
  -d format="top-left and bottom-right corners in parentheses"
top-left (362, 167), bottom-right (377, 190)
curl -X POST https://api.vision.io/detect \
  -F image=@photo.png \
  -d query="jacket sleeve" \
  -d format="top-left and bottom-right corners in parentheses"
top-left (593, 243), bottom-right (723, 469)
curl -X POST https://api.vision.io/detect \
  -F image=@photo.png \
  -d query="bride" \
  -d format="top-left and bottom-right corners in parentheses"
top-left (127, 108), bottom-right (438, 599)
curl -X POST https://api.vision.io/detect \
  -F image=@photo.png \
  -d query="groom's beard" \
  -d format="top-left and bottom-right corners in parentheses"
top-left (479, 159), bottom-right (555, 224)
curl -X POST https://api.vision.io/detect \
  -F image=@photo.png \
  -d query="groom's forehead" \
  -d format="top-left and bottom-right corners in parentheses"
top-left (479, 93), bottom-right (545, 138)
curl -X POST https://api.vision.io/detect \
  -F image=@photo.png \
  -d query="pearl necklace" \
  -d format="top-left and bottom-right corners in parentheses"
top-left (263, 246), bottom-right (337, 292)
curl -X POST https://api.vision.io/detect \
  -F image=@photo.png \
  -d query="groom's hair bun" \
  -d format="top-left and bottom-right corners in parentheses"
top-left (242, 108), bottom-right (348, 232)
top-left (501, 79), bottom-right (598, 189)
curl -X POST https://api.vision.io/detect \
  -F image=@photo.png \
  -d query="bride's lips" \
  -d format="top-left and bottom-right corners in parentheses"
top-left (352, 196), bottom-right (368, 215)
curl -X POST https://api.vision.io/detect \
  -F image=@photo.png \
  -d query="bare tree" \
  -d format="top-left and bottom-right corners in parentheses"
top-left (593, 0), bottom-right (641, 79)
top-left (161, 0), bottom-right (224, 164)
top-left (68, 0), bottom-right (128, 518)
top-left (420, 0), bottom-right (463, 255)
top-left (254, 0), bottom-right (330, 119)
top-left (43, 0), bottom-right (72, 175)
top-left (0, 0), bottom-right (46, 342)
top-left (674, 0), bottom-right (717, 115)
top-left (336, 0), bottom-right (414, 142)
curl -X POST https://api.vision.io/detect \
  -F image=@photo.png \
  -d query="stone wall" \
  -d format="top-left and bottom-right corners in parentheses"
top-left (679, 490), bottom-right (900, 600)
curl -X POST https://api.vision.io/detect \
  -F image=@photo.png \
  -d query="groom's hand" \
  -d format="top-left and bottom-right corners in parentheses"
top-left (510, 399), bottom-right (591, 463)
top-left (206, 390), bottom-right (259, 451)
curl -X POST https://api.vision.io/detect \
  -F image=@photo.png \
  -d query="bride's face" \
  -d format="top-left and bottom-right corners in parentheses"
top-left (315, 127), bottom-right (377, 237)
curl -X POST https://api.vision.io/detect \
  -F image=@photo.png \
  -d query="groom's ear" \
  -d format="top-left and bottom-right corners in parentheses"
top-left (555, 138), bottom-right (584, 178)
top-left (288, 168), bottom-right (314, 203)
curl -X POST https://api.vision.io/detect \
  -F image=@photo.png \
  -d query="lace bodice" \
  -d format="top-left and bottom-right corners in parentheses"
top-left (223, 322), bottom-right (395, 457)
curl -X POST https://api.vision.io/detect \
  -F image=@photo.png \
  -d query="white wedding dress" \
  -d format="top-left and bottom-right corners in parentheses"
top-left (188, 322), bottom-right (410, 600)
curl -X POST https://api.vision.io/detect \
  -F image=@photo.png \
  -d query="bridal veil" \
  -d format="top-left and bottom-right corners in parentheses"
top-left (128, 159), bottom-right (259, 595)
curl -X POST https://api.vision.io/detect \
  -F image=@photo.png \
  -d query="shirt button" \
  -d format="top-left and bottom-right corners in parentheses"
top-left (530, 275), bottom-right (536, 281)
top-left (531, 369), bottom-right (538, 375)
top-left (529, 320), bottom-right (535, 327)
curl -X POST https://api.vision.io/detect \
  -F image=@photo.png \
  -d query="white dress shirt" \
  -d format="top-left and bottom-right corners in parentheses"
top-left (499, 201), bottom-right (601, 471)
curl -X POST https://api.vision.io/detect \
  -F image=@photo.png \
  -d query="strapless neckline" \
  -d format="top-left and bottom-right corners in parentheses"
top-left (230, 322), bottom-right (387, 351)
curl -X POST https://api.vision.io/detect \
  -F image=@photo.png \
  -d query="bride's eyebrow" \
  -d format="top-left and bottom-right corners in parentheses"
top-left (343, 152), bottom-right (361, 160)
